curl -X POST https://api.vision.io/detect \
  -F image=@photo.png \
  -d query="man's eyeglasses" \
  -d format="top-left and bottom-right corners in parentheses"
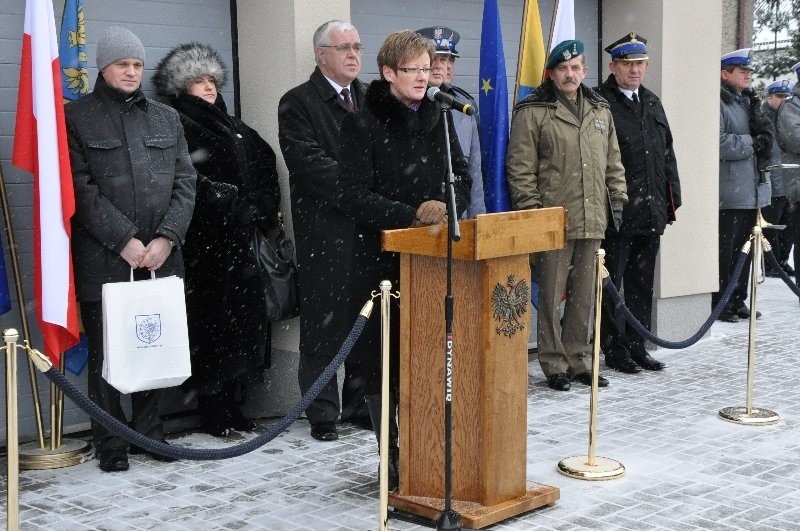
top-left (321, 43), bottom-right (364, 53)
top-left (396, 67), bottom-right (432, 75)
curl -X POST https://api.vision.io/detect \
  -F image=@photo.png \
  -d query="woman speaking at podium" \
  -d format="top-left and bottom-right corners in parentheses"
top-left (335, 29), bottom-right (471, 489)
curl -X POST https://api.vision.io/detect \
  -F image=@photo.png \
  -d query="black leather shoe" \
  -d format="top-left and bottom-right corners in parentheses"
top-left (547, 373), bottom-right (571, 391)
top-left (310, 422), bottom-right (338, 441)
top-left (736, 304), bottom-right (761, 320)
top-left (632, 353), bottom-right (666, 371)
top-left (130, 440), bottom-right (177, 462)
top-left (718, 309), bottom-right (739, 323)
top-left (97, 449), bottom-right (129, 472)
top-left (606, 357), bottom-right (642, 374)
top-left (573, 372), bottom-right (609, 387)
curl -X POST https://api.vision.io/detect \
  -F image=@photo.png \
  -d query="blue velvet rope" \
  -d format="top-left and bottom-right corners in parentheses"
top-left (604, 250), bottom-right (750, 349)
top-left (41, 313), bottom-right (369, 460)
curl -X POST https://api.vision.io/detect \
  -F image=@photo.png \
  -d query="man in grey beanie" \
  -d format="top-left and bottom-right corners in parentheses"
top-left (65, 26), bottom-right (196, 472)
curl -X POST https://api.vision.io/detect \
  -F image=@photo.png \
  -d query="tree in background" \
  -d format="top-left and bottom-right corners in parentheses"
top-left (754, 0), bottom-right (797, 82)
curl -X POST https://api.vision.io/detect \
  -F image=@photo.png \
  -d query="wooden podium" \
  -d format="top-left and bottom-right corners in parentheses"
top-left (381, 208), bottom-right (566, 529)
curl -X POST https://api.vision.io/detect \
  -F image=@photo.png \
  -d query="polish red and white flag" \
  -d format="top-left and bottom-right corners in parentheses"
top-left (13, 0), bottom-right (79, 366)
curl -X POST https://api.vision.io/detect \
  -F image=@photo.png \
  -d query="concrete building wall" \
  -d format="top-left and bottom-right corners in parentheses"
top-left (721, 0), bottom-right (755, 52)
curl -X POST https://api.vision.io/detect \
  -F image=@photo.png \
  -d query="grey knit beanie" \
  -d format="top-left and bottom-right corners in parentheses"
top-left (96, 26), bottom-right (145, 71)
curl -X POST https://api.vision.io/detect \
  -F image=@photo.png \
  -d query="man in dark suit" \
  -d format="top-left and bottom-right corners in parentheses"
top-left (278, 20), bottom-right (368, 441)
top-left (597, 33), bottom-right (681, 374)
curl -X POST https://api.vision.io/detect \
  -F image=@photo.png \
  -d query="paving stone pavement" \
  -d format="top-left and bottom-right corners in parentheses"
top-left (3, 276), bottom-right (800, 530)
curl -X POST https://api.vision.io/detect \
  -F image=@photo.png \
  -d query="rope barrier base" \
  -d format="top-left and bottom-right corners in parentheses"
top-left (718, 406), bottom-right (780, 426)
top-left (557, 455), bottom-right (625, 481)
top-left (18, 438), bottom-right (92, 470)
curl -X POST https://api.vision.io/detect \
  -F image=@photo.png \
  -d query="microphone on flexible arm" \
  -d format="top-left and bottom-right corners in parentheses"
top-left (427, 86), bottom-right (475, 116)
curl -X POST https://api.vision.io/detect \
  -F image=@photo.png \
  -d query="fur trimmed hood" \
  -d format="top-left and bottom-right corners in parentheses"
top-left (720, 82), bottom-right (758, 106)
top-left (364, 78), bottom-right (442, 133)
top-left (153, 42), bottom-right (226, 97)
top-left (514, 78), bottom-right (607, 110)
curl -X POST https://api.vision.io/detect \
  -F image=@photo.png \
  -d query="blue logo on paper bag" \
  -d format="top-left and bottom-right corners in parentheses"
top-left (135, 314), bottom-right (162, 344)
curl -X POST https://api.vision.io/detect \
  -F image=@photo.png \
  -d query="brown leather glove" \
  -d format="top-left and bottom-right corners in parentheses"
top-left (414, 200), bottom-right (447, 226)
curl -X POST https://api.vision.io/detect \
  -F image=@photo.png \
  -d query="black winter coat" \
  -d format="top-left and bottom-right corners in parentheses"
top-left (597, 75), bottom-right (681, 235)
top-left (169, 93), bottom-right (281, 392)
top-left (336, 78), bottom-right (471, 393)
top-left (337, 78), bottom-right (471, 302)
top-left (66, 75), bottom-right (196, 302)
top-left (277, 67), bottom-right (367, 356)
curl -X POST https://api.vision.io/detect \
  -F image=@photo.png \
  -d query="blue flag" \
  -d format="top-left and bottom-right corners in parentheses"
top-left (0, 246), bottom-right (11, 315)
top-left (59, 0), bottom-right (88, 102)
top-left (478, 0), bottom-right (511, 213)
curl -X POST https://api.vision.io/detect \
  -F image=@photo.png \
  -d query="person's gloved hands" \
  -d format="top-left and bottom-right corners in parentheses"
top-left (413, 200), bottom-right (447, 226)
top-left (753, 134), bottom-right (770, 155)
top-left (612, 209), bottom-right (623, 231)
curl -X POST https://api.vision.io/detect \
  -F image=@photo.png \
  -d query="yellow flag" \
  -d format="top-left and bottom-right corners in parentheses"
top-left (515, 0), bottom-right (546, 102)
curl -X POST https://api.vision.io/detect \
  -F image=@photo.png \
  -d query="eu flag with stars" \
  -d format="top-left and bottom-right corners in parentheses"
top-left (479, 0), bottom-right (511, 212)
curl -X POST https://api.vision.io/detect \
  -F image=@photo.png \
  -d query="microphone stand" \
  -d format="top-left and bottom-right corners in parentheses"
top-left (436, 104), bottom-right (462, 531)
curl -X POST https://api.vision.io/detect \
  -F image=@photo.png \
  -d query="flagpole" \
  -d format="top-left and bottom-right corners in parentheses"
top-left (541, 0), bottom-right (561, 84)
top-left (513, 0), bottom-right (532, 105)
top-left (0, 161), bottom-right (46, 448)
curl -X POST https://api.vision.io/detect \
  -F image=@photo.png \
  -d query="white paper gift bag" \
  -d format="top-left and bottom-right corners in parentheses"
top-left (102, 271), bottom-right (191, 393)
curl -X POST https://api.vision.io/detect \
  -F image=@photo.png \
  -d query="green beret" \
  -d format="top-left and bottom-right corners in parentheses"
top-left (546, 39), bottom-right (584, 70)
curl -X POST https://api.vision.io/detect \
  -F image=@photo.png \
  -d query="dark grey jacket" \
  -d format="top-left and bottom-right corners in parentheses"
top-left (66, 74), bottom-right (196, 301)
top-left (776, 84), bottom-right (800, 203)
top-left (719, 82), bottom-right (771, 210)
top-left (762, 102), bottom-right (785, 198)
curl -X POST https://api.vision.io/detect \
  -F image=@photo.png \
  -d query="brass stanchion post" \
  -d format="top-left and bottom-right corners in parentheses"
top-left (5, 328), bottom-right (21, 531)
top-left (557, 249), bottom-right (625, 480)
top-left (719, 220), bottom-right (779, 425)
top-left (374, 280), bottom-right (399, 531)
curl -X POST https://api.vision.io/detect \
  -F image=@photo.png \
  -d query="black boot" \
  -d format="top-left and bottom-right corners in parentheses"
top-left (224, 382), bottom-right (257, 432)
top-left (197, 394), bottom-right (233, 437)
top-left (365, 394), bottom-right (399, 491)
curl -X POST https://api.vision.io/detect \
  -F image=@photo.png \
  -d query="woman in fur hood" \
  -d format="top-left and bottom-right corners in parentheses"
top-left (154, 43), bottom-right (281, 436)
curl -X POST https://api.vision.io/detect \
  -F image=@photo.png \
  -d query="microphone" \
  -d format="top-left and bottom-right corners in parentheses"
top-left (426, 86), bottom-right (475, 116)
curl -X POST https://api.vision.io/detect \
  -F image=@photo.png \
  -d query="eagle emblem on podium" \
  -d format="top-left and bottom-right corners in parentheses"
top-left (491, 275), bottom-right (529, 337)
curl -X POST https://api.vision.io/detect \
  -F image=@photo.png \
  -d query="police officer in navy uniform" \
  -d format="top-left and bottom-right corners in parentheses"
top-left (415, 26), bottom-right (479, 124)
top-left (762, 79), bottom-right (793, 277)
top-left (718, 48), bottom-right (773, 322)
top-left (416, 26), bottom-right (485, 218)
top-left (596, 33), bottom-right (681, 373)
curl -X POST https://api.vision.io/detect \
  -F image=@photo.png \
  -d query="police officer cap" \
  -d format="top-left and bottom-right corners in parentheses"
top-left (546, 39), bottom-right (584, 70)
top-left (415, 26), bottom-right (460, 57)
top-left (791, 61), bottom-right (800, 77)
top-left (721, 48), bottom-right (755, 71)
top-left (766, 79), bottom-right (793, 94)
top-left (604, 32), bottom-right (649, 61)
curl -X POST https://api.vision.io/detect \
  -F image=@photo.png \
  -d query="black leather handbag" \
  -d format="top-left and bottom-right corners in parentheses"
top-left (251, 217), bottom-right (300, 321)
